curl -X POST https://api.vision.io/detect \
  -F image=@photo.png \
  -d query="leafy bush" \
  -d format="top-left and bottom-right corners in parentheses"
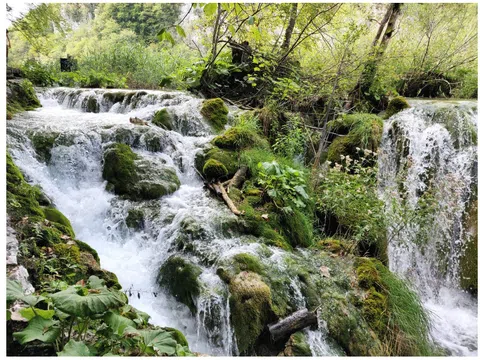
top-left (272, 115), bottom-right (307, 160)
top-left (7, 277), bottom-right (191, 356)
top-left (21, 59), bottom-right (58, 87)
top-left (257, 161), bottom-right (310, 213)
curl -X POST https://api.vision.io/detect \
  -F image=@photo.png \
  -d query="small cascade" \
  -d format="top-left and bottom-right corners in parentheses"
top-left (7, 88), bottom-right (340, 356)
top-left (378, 100), bottom-right (478, 356)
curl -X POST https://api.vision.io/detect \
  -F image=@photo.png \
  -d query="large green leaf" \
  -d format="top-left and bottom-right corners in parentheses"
top-left (87, 275), bottom-right (106, 289)
top-left (13, 316), bottom-right (60, 344)
top-left (7, 279), bottom-right (44, 307)
top-left (124, 328), bottom-right (177, 356)
top-left (58, 340), bottom-right (96, 356)
top-left (50, 286), bottom-right (125, 318)
top-left (104, 311), bottom-right (136, 336)
top-left (20, 307), bottom-right (55, 320)
top-left (203, 3), bottom-right (217, 17)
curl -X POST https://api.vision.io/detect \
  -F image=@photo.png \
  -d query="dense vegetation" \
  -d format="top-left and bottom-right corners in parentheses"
top-left (6, 2), bottom-right (477, 357)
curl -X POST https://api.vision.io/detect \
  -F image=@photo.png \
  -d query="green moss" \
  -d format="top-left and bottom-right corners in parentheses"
top-left (279, 209), bottom-right (313, 248)
top-left (229, 272), bottom-right (273, 354)
top-left (200, 98), bottom-right (229, 132)
top-left (157, 256), bottom-right (202, 314)
top-left (212, 127), bottom-right (269, 150)
top-left (125, 209), bottom-right (145, 230)
top-left (316, 238), bottom-right (350, 255)
top-left (460, 200), bottom-right (477, 294)
top-left (43, 207), bottom-right (75, 238)
top-left (232, 253), bottom-right (264, 274)
top-left (6, 80), bottom-right (41, 119)
top-left (102, 143), bottom-right (139, 195)
top-left (385, 97), bottom-right (410, 118)
top-left (53, 243), bottom-right (81, 262)
top-left (326, 113), bottom-right (383, 163)
top-left (281, 332), bottom-right (312, 356)
top-left (30, 132), bottom-right (59, 163)
top-left (202, 159), bottom-right (228, 181)
top-left (152, 108), bottom-right (173, 130)
top-left (75, 239), bottom-right (100, 264)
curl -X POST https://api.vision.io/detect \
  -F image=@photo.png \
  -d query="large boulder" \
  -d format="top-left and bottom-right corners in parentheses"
top-left (102, 143), bottom-right (180, 201)
top-left (200, 98), bottom-right (229, 132)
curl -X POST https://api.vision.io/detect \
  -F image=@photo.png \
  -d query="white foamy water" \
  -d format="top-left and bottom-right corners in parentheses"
top-left (378, 101), bottom-right (478, 356)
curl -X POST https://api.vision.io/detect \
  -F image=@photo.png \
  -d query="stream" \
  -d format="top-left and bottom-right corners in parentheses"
top-left (6, 88), bottom-right (477, 356)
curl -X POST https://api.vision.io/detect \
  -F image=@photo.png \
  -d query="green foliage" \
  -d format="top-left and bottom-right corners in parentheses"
top-left (44, 207), bottom-right (75, 238)
top-left (21, 59), bottom-right (58, 86)
top-left (200, 98), bottom-right (229, 132)
top-left (57, 69), bottom-right (127, 89)
top-left (257, 161), bottom-right (310, 212)
top-left (272, 115), bottom-right (307, 160)
top-left (6, 80), bottom-right (41, 119)
top-left (316, 152), bottom-right (388, 263)
top-left (7, 278), bottom-right (190, 356)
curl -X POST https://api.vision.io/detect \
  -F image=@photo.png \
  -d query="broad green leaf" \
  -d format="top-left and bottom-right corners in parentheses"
top-left (203, 3), bottom-right (217, 17)
top-left (248, 16), bottom-right (255, 25)
top-left (228, 24), bottom-right (235, 35)
top-left (50, 286), bottom-right (125, 318)
top-left (294, 185), bottom-right (309, 199)
top-left (125, 328), bottom-right (177, 356)
top-left (234, 3), bottom-right (242, 14)
top-left (104, 311), bottom-right (136, 336)
top-left (87, 275), bottom-right (105, 289)
top-left (176, 25), bottom-right (186, 38)
top-left (13, 316), bottom-right (60, 344)
top-left (58, 340), bottom-right (95, 356)
top-left (20, 307), bottom-right (55, 321)
top-left (7, 280), bottom-right (24, 302)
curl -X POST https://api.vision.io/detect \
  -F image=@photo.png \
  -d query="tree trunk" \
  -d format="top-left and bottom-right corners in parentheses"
top-left (280, 3), bottom-right (298, 52)
top-left (350, 3), bottom-right (402, 104)
top-left (268, 309), bottom-right (317, 342)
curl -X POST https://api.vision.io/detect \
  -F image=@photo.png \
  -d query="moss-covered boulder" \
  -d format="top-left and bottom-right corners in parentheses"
top-left (202, 159), bottom-right (228, 181)
top-left (326, 113), bottom-right (383, 163)
top-left (212, 127), bottom-right (269, 150)
top-left (29, 132), bottom-right (59, 163)
top-left (6, 80), bottom-right (41, 119)
top-left (152, 108), bottom-right (173, 130)
top-left (157, 256), bottom-right (202, 314)
top-left (83, 96), bottom-right (99, 113)
top-left (125, 209), bottom-right (145, 230)
top-left (195, 146), bottom-right (238, 178)
top-left (102, 143), bottom-right (180, 200)
top-left (43, 207), bottom-right (75, 238)
top-left (200, 98), bottom-right (229, 132)
top-left (384, 96), bottom-right (410, 118)
top-left (229, 272), bottom-right (273, 354)
top-left (280, 332), bottom-right (312, 356)
top-left (460, 200), bottom-right (477, 294)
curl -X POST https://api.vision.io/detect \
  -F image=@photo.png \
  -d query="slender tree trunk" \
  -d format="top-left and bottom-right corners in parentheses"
top-left (280, 3), bottom-right (298, 52)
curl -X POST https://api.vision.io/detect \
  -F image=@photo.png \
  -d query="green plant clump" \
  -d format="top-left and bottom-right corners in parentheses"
top-left (384, 96), bottom-right (410, 118)
top-left (200, 98), bottom-right (229, 132)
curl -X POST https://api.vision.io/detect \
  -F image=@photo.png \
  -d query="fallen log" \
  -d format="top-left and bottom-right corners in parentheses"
top-left (229, 166), bottom-right (248, 189)
top-left (214, 181), bottom-right (243, 216)
top-left (268, 309), bottom-right (317, 342)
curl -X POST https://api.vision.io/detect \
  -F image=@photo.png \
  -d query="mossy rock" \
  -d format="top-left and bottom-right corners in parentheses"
top-left (202, 159), bottom-right (228, 181)
top-left (83, 96), bottom-right (99, 113)
top-left (229, 272), bottom-right (273, 354)
top-left (232, 253), bottom-right (264, 275)
top-left (384, 96), bottom-right (410, 118)
top-left (316, 238), bottom-right (350, 255)
top-left (157, 256), bottom-right (202, 314)
top-left (6, 80), bottom-right (41, 119)
top-left (212, 127), bottom-right (269, 150)
top-left (75, 239), bottom-right (100, 264)
top-left (460, 200), bottom-right (477, 294)
top-left (43, 207), bottom-right (75, 238)
top-left (200, 98), bottom-right (229, 132)
top-left (30, 132), bottom-right (59, 163)
top-left (152, 109), bottom-right (173, 130)
top-left (195, 147), bottom-right (238, 179)
top-left (280, 331), bottom-right (312, 356)
top-left (125, 209), bottom-right (145, 230)
top-left (326, 113), bottom-right (383, 163)
top-left (53, 243), bottom-right (81, 262)
top-left (102, 143), bottom-right (180, 200)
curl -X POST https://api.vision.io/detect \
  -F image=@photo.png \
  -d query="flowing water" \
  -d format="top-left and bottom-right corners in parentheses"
top-left (378, 100), bottom-right (478, 356)
top-left (6, 87), bottom-right (340, 356)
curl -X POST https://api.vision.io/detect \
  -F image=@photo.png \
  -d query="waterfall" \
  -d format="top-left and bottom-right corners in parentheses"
top-left (378, 100), bottom-right (478, 356)
top-left (6, 87), bottom-right (339, 356)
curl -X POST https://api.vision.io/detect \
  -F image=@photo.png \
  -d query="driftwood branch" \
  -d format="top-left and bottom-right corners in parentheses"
top-left (268, 309), bottom-right (317, 342)
top-left (229, 166), bottom-right (248, 189)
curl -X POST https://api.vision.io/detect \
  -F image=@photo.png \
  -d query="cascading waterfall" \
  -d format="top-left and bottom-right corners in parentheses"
top-left (7, 87), bottom-right (340, 356)
top-left (378, 100), bottom-right (478, 356)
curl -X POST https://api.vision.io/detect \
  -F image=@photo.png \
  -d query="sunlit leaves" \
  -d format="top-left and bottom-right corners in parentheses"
top-left (13, 316), bottom-right (61, 344)
top-left (203, 3), bottom-right (218, 17)
top-left (58, 340), bottom-right (96, 356)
